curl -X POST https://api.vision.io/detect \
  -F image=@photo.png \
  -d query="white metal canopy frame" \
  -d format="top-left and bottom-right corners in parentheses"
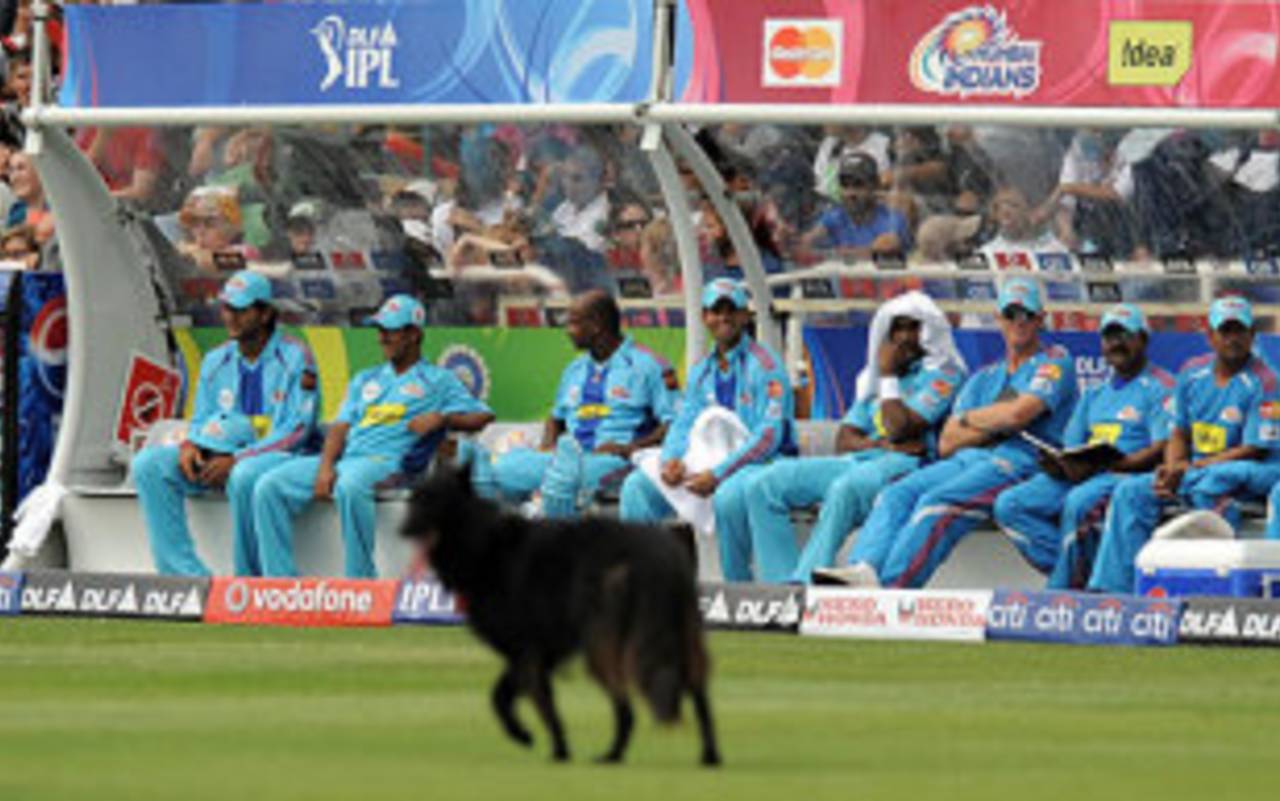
top-left (10, 0), bottom-right (1280, 571)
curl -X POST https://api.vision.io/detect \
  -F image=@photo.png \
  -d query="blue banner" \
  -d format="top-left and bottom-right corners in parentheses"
top-left (0, 571), bottom-right (22, 615)
top-left (986, 590), bottom-right (1182, 646)
top-left (805, 327), bottom-right (1280, 420)
top-left (18, 274), bottom-right (65, 506)
top-left (61, 1), bottom-right (661, 107)
top-left (393, 577), bottom-right (463, 625)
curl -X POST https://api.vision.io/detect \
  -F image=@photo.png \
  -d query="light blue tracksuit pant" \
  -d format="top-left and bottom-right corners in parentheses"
top-left (253, 454), bottom-right (400, 578)
top-left (487, 437), bottom-right (631, 518)
top-left (743, 450), bottom-right (919, 583)
top-left (1091, 461), bottom-right (1280, 593)
top-left (993, 472), bottom-right (1125, 590)
top-left (133, 445), bottom-right (293, 576)
top-left (619, 463), bottom-right (766, 581)
top-left (853, 448), bottom-right (1037, 589)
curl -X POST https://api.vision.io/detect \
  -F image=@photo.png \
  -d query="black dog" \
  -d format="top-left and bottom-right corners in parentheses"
top-left (402, 467), bottom-right (721, 767)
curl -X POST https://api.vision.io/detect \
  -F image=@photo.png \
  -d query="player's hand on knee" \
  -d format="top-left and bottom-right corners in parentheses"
top-left (684, 470), bottom-right (718, 498)
top-left (178, 442), bottom-right (203, 483)
top-left (314, 465), bottom-right (338, 500)
top-left (660, 459), bottom-right (685, 487)
top-left (198, 455), bottom-right (235, 488)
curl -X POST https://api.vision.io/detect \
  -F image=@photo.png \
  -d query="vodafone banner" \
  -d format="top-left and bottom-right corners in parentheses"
top-left (680, 0), bottom-right (1280, 108)
top-left (205, 577), bottom-right (399, 627)
top-left (800, 588), bottom-right (992, 642)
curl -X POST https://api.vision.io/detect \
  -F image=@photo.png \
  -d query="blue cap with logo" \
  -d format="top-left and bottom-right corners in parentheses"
top-left (997, 277), bottom-right (1043, 315)
top-left (218, 270), bottom-right (273, 310)
top-left (365, 294), bottom-right (427, 330)
top-left (187, 412), bottom-right (257, 454)
top-left (701, 278), bottom-right (749, 311)
top-left (1099, 303), bottom-right (1147, 335)
top-left (1209, 296), bottom-right (1254, 331)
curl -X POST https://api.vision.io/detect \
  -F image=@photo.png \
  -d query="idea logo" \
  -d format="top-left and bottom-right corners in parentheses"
top-left (763, 19), bottom-right (843, 88)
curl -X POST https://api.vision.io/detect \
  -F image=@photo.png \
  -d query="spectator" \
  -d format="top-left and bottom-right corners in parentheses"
top-left (76, 126), bottom-right (165, 205)
top-left (7, 151), bottom-right (51, 243)
top-left (800, 154), bottom-right (911, 258)
top-left (605, 194), bottom-right (651, 273)
top-left (885, 126), bottom-right (952, 221)
top-left (640, 217), bottom-right (680, 296)
top-left (177, 186), bottom-right (260, 273)
top-left (546, 145), bottom-right (608, 251)
top-left (979, 185), bottom-right (1069, 263)
top-left (1049, 128), bottom-right (1139, 257)
top-left (814, 125), bottom-right (891, 200)
top-left (944, 125), bottom-right (996, 216)
top-left (431, 132), bottom-right (520, 253)
top-left (0, 223), bottom-right (38, 270)
top-left (386, 184), bottom-right (433, 245)
top-left (3, 48), bottom-right (30, 107)
top-left (285, 201), bottom-right (319, 258)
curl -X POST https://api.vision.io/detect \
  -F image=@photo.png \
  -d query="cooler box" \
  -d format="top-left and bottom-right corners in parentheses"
top-left (1135, 539), bottom-right (1280, 598)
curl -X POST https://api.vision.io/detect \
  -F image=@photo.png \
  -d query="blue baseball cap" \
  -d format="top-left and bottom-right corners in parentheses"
top-left (701, 278), bottom-right (749, 311)
top-left (365, 293), bottom-right (427, 330)
top-left (997, 277), bottom-right (1043, 315)
top-left (1209, 296), bottom-right (1253, 331)
top-left (218, 270), bottom-right (273, 310)
top-left (1099, 303), bottom-right (1147, 335)
top-left (187, 413), bottom-right (257, 454)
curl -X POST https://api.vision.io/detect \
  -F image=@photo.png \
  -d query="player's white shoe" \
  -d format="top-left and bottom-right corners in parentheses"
top-left (811, 562), bottom-right (881, 588)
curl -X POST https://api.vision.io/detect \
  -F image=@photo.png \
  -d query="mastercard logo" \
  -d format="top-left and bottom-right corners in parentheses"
top-left (762, 19), bottom-right (843, 87)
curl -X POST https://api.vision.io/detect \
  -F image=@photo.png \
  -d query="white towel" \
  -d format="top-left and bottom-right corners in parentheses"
top-left (632, 406), bottom-right (750, 535)
top-left (7, 481), bottom-right (68, 561)
top-left (854, 291), bottom-right (964, 402)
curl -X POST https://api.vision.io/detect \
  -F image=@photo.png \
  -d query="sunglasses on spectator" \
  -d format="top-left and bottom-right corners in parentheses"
top-left (616, 218), bottom-right (649, 230)
top-left (1001, 306), bottom-right (1037, 323)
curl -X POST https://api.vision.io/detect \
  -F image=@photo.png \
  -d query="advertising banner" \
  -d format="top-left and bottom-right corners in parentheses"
top-left (205, 577), bottom-right (399, 627)
top-left (698, 582), bottom-right (803, 632)
top-left (681, 0), bottom-right (1280, 108)
top-left (986, 590), bottom-right (1181, 646)
top-left (16, 274), bottom-right (66, 506)
top-left (0, 571), bottom-right (22, 615)
top-left (62, 0), bottom-right (662, 107)
top-left (393, 575), bottom-right (464, 625)
top-left (1179, 597), bottom-right (1280, 646)
top-left (800, 588), bottom-right (991, 642)
top-left (20, 570), bottom-right (208, 620)
top-left (114, 352), bottom-right (183, 450)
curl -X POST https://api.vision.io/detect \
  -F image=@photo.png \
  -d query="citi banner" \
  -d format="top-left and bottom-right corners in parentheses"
top-left (986, 590), bottom-right (1181, 647)
top-left (800, 588), bottom-right (991, 642)
top-left (61, 0), bottom-right (665, 107)
top-left (393, 576), bottom-right (464, 625)
top-left (1179, 597), bottom-right (1280, 646)
top-left (205, 577), bottom-right (398, 627)
top-left (0, 572), bottom-right (23, 615)
top-left (20, 571), bottom-right (208, 620)
top-left (681, 0), bottom-right (1280, 108)
top-left (698, 582), bottom-right (803, 632)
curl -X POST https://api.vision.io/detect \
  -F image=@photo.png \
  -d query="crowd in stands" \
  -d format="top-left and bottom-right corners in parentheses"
top-left (7, 0), bottom-right (1280, 324)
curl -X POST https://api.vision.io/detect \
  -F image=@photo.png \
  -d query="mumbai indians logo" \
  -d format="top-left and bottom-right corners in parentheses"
top-left (909, 6), bottom-right (1042, 98)
top-left (438, 345), bottom-right (490, 402)
top-left (311, 15), bottom-right (401, 92)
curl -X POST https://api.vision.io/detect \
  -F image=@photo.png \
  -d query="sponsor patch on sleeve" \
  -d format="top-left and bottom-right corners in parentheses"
top-left (767, 380), bottom-right (784, 399)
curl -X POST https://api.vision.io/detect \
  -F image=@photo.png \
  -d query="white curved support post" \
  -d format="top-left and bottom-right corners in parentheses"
top-left (32, 129), bottom-right (173, 487)
top-left (645, 139), bottom-right (705, 371)
top-left (662, 123), bottom-right (782, 356)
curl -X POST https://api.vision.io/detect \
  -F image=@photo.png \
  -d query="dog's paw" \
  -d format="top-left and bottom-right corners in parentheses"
top-left (700, 750), bottom-right (722, 768)
top-left (505, 726), bottom-right (534, 748)
top-left (593, 752), bottom-right (623, 766)
top-left (550, 749), bottom-right (570, 763)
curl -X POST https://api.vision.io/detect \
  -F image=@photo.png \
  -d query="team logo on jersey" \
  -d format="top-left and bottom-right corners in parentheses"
top-left (1116, 405), bottom-right (1141, 422)
top-left (767, 380), bottom-right (784, 399)
top-left (219, 388), bottom-right (235, 411)
top-left (271, 389), bottom-right (285, 404)
top-left (361, 381), bottom-right (382, 402)
top-left (1035, 363), bottom-right (1062, 381)
top-left (909, 5), bottom-right (1043, 98)
top-left (740, 392), bottom-right (753, 406)
top-left (400, 382), bottom-right (425, 399)
top-left (1221, 406), bottom-right (1243, 424)
top-left (1261, 401), bottom-right (1280, 421)
top-left (437, 345), bottom-right (490, 401)
top-left (930, 379), bottom-right (953, 397)
top-left (609, 385), bottom-right (631, 400)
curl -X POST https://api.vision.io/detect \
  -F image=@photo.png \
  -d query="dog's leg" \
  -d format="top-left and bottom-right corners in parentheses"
top-left (528, 666), bottom-right (570, 762)
top-left (595, 696), bottom-right (634, 765)
top-left (691, 686), bottom-right (721, 767)
top-left (491, 668), bottom-right (532, 748)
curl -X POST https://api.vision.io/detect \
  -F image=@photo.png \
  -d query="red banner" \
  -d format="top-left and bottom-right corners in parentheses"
top-left (205, 577), bottom-right (399, 627)
top-left (680, 0), bottom-right (1280, 108)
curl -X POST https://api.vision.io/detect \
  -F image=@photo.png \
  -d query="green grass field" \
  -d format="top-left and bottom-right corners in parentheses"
top-left (0, 618), bottom-right (1276, 801)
